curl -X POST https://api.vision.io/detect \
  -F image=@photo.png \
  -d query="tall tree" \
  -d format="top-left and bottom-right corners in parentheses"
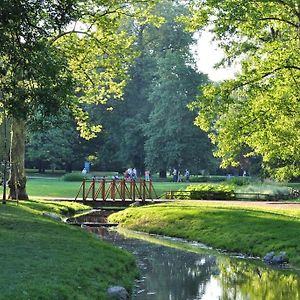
top-left (184, 0), bottom-right (300, 180)
top-left (143, 0), bottom-right (213, 176)
top-left (92, 0), bottom-right (214, 176)
top-left (0, 0), bottom-right (159, 199)
top-left (144, 52), bottom-right (212, 176)
top-left (26, 114), bottom-right (83, 173)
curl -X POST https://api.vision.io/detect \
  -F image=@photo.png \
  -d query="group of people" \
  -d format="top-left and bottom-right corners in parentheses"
top-left (124, 167), bottom-right (137, 180)
top-left (124, 168), bottom-right (151, 181)
top-left (83, 166), bottom-right (152, 182)
top-left (172, 168), bottom-right (190, 182)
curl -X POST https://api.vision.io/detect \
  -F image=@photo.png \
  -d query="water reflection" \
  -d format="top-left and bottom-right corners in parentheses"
top-left (86, 226), bottom-right (300, 300)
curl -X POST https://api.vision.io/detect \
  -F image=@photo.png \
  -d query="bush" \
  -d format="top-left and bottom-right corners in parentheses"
top-left (62, 173), bottom-right (86, 182)
top-left (227, 176), bottom-right (250, 186)
top-left (189, 176), bottom-right (208, 183)
top-left (174, 184), bottom-right (235, 200)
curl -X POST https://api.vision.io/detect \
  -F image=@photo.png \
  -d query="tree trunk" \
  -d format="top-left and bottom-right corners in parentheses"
top-left (65, 162), bottom-right (73, 173)
top-left (159, 169), bottom-right (166, 178)
top-left (38, 159), bottom-right (46, 173)
top-left (8, 118), bottom-right (28, 200)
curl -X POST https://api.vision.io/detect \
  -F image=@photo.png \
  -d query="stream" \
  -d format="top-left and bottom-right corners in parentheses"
top-left (69, 210), bottom-right (300, 300)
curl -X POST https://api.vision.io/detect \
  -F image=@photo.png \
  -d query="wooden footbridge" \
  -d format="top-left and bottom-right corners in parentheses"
top-left (75, 179), bottom-right (159, 206)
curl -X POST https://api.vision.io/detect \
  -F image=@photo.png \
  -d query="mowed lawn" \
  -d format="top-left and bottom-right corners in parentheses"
top-left (0, 200), bottom-right (138, 299)
top-left (27, 178), bottom-right (83, 198)
top-left (109, 201), bottom-right (300, 268)
top-left (0, 178), bottom-right (193, 199)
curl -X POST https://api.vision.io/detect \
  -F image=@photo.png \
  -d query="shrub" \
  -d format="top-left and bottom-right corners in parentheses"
top-left (189, 176), bottom-right (208, 183)
top-left (62, 173), bottom-right (86, 182)
top-left (175, 184), bottom-right (235, 200)
top-left (227, 176), bottom-right (250, 186)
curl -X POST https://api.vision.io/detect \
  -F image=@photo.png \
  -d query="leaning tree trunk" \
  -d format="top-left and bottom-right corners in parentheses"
top-left (8, 118), bottom-right (28, 200)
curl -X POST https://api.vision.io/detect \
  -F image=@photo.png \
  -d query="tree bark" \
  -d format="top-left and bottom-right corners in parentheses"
top-left (159, 169), bottom-right (166, 178)
top-left (65, 162), bottom-right (73, 173)
top-left (8, 118), bottom-right (29, 200)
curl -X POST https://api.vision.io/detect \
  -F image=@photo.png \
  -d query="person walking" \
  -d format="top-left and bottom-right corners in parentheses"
top-left (185, 169), bottom-right (190, 182)
top-left (172, 168), bottom-right (177, 182)
top-left (145, 170), bottom-right (150, 181)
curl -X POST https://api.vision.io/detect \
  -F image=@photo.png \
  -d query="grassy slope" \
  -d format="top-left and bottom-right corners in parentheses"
top-left (108, 201), bottom-right (300, 268)
top-left (0, 201), bottom-right (137, 300)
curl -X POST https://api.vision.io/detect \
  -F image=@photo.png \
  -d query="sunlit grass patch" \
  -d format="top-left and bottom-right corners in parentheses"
top-left (0, 201), bottom-right (138, 299)
top-left (109, 201), bottom-right (300, 268)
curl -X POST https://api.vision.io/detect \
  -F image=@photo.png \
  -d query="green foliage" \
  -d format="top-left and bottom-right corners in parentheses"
top-left (182, 0), bottom-right (300, 181)
top-left (175, 184), bottom-right (235, 200)
top-left (90, 0), bottom-right (215, 174)
top-left (227, 176), bottom-right (250, 186)
top-left (0, 0), bottom-right (161, 131)
top-left (109, 202), bottom-right (300, 267)
top-left (143, 0), bottom-right (213, 173)
top-left (62, 172), bottom-right (86, 182)
top-left (0, 202), bottom-right (137, 299)
top-left (27, 114), bottom-right (82, 172)
top-left (0, 0), bottom-right (162, 197)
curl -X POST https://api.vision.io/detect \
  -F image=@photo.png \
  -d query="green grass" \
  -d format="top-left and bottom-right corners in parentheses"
top-left (0, 179), bottom-right (193, 199)
top-left (26, 169), bottom-right (118, 176)
top-left (0, 177), bottom-right (298, 200)
top-left (0, 200), bottom-right (138, 299)
top-left (27, 178), bottom-right (83, 198)
top-left (108, 201), bottom-right (300, 268)
top-left (152, 182), bottom-right (191, 198)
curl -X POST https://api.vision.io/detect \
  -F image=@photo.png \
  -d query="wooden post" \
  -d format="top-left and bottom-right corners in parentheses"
top-left (170, 191), bottom-right (174, 199)
top-left (101, 179), bottom-right (106, 201)
top-left (130, 180), bottom-right (133, 200)
top-left (132, 180), bottom-right (136, 201)
top-left (92, 178), bottom-right (96, 200)
top-left (82, 179), bottom-right (86, 201)
top-left (149, 180), bottom-right (152, 199)
top-left (121, 179), bottom-right (125, 201)
top-left (111, 180), bottom-right (116, 201)
top-left (142, 179), bottom-right (146, 202)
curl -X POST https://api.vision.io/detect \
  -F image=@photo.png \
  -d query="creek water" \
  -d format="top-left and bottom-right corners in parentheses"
top-left (71, 210), bottom-right (300, 300)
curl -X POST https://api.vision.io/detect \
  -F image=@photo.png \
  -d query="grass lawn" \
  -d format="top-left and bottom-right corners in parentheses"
top-left (0, 178), bottom-right (193, 199)
top-left (0, 200), bottom-right (138, 299)
top-left (1, 177), bottom-right (299, 202)
top-left (108, 201), bottom-right (300, 268)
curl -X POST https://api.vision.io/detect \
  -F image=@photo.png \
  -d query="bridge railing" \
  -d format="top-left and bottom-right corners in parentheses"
top-left (75, 179), bottom-right (157, 202)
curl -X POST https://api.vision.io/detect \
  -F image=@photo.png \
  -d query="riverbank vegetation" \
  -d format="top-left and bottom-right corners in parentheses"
top-left (0, 200), bottom-right (138, 299)
top-left (108, 201), bottom-right (300, 268)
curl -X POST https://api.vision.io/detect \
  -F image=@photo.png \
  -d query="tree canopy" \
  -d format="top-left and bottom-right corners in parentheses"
top-left (85, 0), bottom-right (215, 176)
top-left (0, 0), bottom-right (161, 136)
top-left (0, 0), bottom-right (160, 198)
top-left (185, 0), bottom-right (300, 180)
